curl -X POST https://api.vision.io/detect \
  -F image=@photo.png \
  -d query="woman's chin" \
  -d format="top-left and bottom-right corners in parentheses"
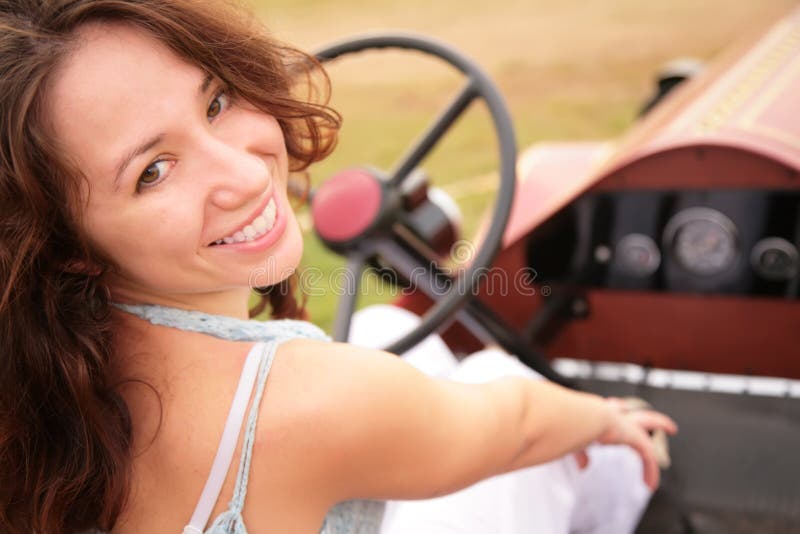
top-left (245, 217), bottom-right (304, 289)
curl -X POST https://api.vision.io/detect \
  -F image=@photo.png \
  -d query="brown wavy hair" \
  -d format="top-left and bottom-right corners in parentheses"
top-left (0, 1), bottom-right (340, 532)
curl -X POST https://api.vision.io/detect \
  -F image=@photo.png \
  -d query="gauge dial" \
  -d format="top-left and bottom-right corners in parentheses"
top-left (664, 207), bottom-right (739, 276)
top-left (615, 234), bottom-right (661, 277)
top-left (751, 237), bottom-right (799, 281)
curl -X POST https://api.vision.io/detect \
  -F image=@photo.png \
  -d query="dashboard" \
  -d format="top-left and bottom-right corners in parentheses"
top-left (526, 189), bottom-right (800, 298)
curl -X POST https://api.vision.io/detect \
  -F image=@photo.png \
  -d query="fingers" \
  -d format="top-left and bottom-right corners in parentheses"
top-left (626, 410), bottom-right (677, 471)
top-left (598, 397), bottom-right (678, 489)
top-left (606, 398), bottom-right (679, 435)
top-left (628, 410), bottom-right (679, 435)
top-left (630, 429), bottom-right (661, 490)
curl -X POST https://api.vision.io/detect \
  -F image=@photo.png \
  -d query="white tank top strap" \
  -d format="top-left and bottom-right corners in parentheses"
top-left (182, 342), bottom-right (267, 534)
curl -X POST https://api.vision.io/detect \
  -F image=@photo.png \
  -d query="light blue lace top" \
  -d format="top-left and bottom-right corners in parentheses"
top-left (114, 303), bottom-right (385, 534)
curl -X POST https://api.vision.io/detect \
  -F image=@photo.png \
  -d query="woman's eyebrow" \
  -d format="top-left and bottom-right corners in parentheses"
top-left (112, 134), bottom-right (164, 191)
top-left (199, 72), bottom-right (213, 95)
top-left (111, 73), bottom-right (215, 191)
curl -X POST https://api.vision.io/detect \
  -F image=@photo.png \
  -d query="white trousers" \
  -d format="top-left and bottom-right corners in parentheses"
top-left (348, 305), bottom-right (651, 534)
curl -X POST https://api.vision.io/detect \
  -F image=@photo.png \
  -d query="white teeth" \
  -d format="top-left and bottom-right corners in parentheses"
top-left (264, 199), bottom-right (276, 227)
top-left (213, 197), bottom-right (278, 246)
top-left (252, 215), bottom-right (268, 233)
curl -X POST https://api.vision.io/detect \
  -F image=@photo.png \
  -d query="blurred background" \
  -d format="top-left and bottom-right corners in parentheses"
top-left (247, 0), bottom-right (796, 331)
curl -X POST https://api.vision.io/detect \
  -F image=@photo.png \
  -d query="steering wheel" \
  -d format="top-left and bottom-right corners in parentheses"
top-left (311, 33), bottom-right (516, 355)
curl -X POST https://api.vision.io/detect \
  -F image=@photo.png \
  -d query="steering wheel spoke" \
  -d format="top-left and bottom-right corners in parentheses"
top-left (331, 251), bottom-right (369, 342)
top-left (389, 78), bottom-right (479, 186)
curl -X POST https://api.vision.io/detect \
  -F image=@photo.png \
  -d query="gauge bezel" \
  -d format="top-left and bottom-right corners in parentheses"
top-left (663, 207), bottom-right (740, 276)
top-left (615, 233), bottom-right (662, 277)
top-left (750, 236), bottom-right (800, 281)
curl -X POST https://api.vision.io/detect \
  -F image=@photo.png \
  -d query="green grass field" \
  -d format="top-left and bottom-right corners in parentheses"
top-left (248, 0), bottom-right (795, 332)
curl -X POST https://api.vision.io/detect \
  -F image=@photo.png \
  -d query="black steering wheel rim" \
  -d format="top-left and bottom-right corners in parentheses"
top-left (314, 32), bottom-right (517, 355)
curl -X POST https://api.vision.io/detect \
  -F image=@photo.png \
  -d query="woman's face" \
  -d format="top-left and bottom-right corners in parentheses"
top-left (46, 23), bottom-right (303, 311)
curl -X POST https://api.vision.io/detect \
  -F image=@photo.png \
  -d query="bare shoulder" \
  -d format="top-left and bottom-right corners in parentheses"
top-left (227, 339), bottom-right (405, 527)
top-left (264, 339), bottom-right (421, 430)
top-left (255, 338), bottom-right (484, 502)
top-left (269, 338), bottom-right (402, 391)
top-left (117, 339), bottom-right (363, 531)
top-left (253, 339), bottom-right (404, 463)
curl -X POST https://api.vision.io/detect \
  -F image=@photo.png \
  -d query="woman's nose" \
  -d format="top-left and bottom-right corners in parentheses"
top-left (200, 138), bottom-right (272, 209)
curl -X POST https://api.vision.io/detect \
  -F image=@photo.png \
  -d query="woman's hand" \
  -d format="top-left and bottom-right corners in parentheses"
top-left (591, 397), bottom-right (678, 490)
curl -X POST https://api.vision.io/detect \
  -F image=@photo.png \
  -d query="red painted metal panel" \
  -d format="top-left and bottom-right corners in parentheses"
top-left (595, 6), bottom-right (800, 186)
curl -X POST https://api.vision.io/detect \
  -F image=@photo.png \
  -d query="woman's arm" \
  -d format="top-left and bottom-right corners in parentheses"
top-left (272, 340), bottom-right (676, 504)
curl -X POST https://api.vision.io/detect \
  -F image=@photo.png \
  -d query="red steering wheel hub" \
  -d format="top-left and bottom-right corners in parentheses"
top-left (311, 168), bottom-right (384, 243)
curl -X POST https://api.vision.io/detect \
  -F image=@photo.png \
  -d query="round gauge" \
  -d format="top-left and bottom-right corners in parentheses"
top-left (615, 234), bottom-right (661, 277)
top-left (664, 207), bottom-right (739, 276)
top-left (750, 237), bottom-right (799, 281)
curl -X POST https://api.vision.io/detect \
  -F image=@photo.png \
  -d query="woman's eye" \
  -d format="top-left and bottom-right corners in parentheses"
top-left (138, 160), bottom-right (171, 189)
top-left (207, 90), bottom-right (229, 120)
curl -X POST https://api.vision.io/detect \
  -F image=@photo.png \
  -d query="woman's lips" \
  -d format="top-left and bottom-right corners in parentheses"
top-left (207, 190), bottom-right (288, 253)
top-left (210, 197), bottom-right (277, 245)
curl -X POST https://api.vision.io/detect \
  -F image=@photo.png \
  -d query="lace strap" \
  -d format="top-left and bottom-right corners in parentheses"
top-left (113, 302), bottom-right (330, 342)
top-left (226, 339), bottom-right (280, 512)
top-left (182, 342), bottom-right (267, 534)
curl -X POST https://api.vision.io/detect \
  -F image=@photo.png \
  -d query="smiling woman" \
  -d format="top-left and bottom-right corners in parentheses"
top-left (0, 1), bottom-right (676, 533)
top-left (0, 0), bottom-right (337, 531)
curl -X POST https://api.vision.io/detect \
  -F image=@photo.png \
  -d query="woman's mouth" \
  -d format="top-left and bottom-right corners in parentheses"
top-left (210, 197), bottom-right (277, 246)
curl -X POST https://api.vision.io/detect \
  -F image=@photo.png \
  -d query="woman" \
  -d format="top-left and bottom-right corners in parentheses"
top-left (0, 1), bottom-right (676, 532)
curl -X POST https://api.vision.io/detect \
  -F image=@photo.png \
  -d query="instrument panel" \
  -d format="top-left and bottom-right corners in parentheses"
top-left (526, 190), bottom-right (800, 298)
